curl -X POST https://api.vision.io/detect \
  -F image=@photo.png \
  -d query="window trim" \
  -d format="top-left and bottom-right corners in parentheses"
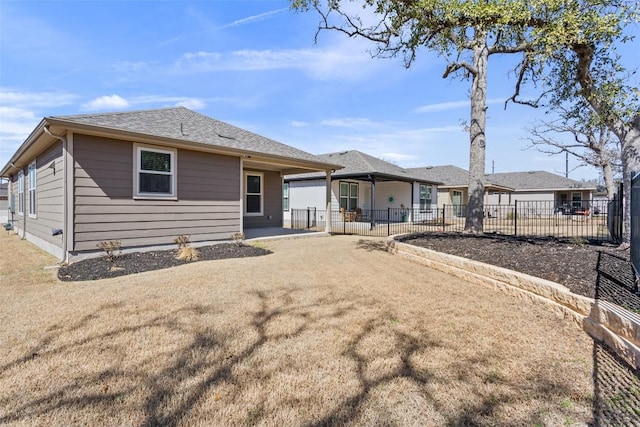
top-left (419, 183), bottom-right (432, 213)
top-left (17, 170), bottom-right (24, 216)
top-left (339, 181), bottom-right (358, 211)
top-left (283, 182), bottom-right (289, 211)
top-left (571, 191), bottom-right (583, 208)
top-left (133, 144), bottom-right (177, 199)
top-left (28, 161), bottom-right (37, 218)
top-left (244, 171), bottom-right (264, 216)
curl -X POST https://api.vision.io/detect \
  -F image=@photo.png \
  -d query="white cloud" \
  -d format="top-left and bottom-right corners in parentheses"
top-left (218, 8), bottom-right (288, 29)
top-left (0, 88), bottom-right (78, 108)
top-left (175, 99), bottom-right (206, 109)
top-left (321, 118), bottom-right (376, 128)
top-left (81, 94), bottom-right (130, 111)
top-left (415, 98), bottom-right (505, 113)
top-left (290, 121), bottom-right (310, 127)
top-left (381, 152), bottom-right (419, 163)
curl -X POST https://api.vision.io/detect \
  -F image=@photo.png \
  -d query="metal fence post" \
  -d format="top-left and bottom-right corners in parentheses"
top-left (306, 208), bottom-right (310, 229)
top-left (442, 205), bottom-right (446, 232)
top-left (514, 200), bottom-right (518, 237)
top-left (388, 207), bottom-right (391, 236)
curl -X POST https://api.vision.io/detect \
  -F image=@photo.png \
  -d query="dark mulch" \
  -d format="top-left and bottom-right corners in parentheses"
top-left (58, 244), bottom-right (271, 282)
top-left (398, 233), bottom-right (638, 306)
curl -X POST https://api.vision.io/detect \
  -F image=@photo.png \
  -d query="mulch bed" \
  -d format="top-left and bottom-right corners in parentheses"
top-left (58, 244), bottom-right (271, 282)
top-left (398, 233), bottom-right (637, 305)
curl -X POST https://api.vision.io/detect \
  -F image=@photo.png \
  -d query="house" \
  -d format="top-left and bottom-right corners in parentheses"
top-left (284, 150), bottom-right (441, 223)
top-left (0, 181), bottom-right (8, 224)
top-left (408, 165), bottom-right (598, 215)
top-left (0, 107), bottom-right (342, 261)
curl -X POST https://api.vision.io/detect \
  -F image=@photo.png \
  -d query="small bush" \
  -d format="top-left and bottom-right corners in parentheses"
top-left (174, 235), bottom-right (191, 248)
top-left (96, 240), bottom-right (122, 262)
top-left (231, 232), bottom-right (245, 247)
top-left (176, 246), bottom-right (200, 261)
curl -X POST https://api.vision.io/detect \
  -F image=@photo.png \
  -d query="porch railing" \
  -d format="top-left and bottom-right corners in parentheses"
top-left (289, 200), bottom-right (614, 241)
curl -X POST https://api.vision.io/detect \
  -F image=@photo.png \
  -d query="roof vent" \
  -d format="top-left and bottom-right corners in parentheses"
top-left (218, 134), bottom-right (236, 140)
top-left (425, 166), bottom-right (433, 169)
top-left (528, 171), bottom-right (535, 174)
top-left (339, 151), bottom-right (349, 155)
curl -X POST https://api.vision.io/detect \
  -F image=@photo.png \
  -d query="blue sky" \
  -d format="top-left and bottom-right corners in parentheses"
top-left (1, 1), bottom-right (638, 181)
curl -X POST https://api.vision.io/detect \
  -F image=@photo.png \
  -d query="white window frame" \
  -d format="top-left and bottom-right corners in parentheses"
top-left (244, 172), bottom-right (263, 216)
top-left (283, 182), bottom-right (289, 211)
top-left (17, 170), bottom-right (24, 216)
top-left (419, 183), bottom-right (432, 212)
top-left (133, 144), bottom-right (177, 199)
top-left (571, 192), bottom-right (582, 208)
top-left (339, 181), bottom-right (358, 211)
top-left (28, 161), bottom-right (37, 218)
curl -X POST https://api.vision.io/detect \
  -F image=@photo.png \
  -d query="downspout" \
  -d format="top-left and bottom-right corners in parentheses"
top-left (44, 125), bottom-right (68, 261)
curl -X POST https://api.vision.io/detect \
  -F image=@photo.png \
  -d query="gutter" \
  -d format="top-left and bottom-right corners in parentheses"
top-left (43, 125), bottom-right (69, 262)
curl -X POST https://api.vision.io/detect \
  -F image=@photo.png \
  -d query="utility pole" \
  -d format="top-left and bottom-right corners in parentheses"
top-left (565, 152), bottom-right (568, 178)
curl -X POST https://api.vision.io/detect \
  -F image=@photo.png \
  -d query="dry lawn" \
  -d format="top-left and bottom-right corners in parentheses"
top-left (0, 232), bottom-right (595, 426)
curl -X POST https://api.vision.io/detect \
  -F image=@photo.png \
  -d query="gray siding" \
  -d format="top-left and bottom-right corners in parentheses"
top-left (243, 170), bottom-right (283, 228)
top-left (73, 134), bottom-right (241, 252)
top-left (28, 142), bottom-right (64, 248)
top-left (10, 143), bottom-right (64, 250)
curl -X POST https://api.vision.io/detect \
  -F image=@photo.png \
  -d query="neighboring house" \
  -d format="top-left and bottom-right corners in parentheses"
top-left (284, 150), bottom-right (442, 223)
top-left (408, 165), bottom-right (598, 215)
top-left (0, 107), bottom-right (341, 261)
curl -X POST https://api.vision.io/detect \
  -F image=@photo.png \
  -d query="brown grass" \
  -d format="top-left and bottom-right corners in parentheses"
top-left (0, 232), bottom-right (595, 426)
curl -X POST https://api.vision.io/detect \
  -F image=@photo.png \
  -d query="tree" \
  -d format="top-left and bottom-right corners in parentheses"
top-left (526, 103), bottom-right (621, 199)
top-left (290, 0), bottom-right (634, 234)
top-left (531, 6), bottom-right (639, 244)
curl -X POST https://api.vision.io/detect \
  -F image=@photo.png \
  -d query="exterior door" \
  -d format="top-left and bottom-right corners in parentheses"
top-left (452, 190), bottom-right (463, 217)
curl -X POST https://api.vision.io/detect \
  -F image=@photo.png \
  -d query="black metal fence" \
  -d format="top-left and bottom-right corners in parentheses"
top-left (608, 183), bottom-right (624, 244)
top-left (632, 175), bottom-right (640, 278)
top-left (290, 199), bottom-right (614, 241)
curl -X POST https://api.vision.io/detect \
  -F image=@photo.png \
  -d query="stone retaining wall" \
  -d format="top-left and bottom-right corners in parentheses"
top-left (387, 236), bottom-right (640, 370)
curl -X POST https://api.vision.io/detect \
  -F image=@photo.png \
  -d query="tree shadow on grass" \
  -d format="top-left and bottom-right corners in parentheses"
top-left (0, 288), bottom-right (597, 426)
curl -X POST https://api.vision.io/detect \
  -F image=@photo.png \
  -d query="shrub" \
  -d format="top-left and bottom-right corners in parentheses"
top-left (96, 240), bottom-right (122, 262)
top-left (174, 235), bottom-right (191, 248)
top-left (231, 232), bottom-right (245, 247)
top-left (176, 246), bottom-right (200, 261)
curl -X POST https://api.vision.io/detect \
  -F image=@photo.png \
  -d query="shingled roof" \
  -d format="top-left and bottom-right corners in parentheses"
top-left (286, 150), bottom-right (442, 183)
top-left (407, 165), bottom-right (470, 187)
top-left (485, 171), bottom-right (597, 191)
top-left (408, 165), bottom-right (596, 191)
top-left (46, 107), bottom-right (339, 167)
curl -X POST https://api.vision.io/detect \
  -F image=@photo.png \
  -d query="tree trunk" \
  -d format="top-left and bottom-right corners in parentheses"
top-left (601, 161), bottom-right (615, 200)
top-left (620, 121), bottom-right (640, 244)
top-left (465, 32), bottom-right (488, 233)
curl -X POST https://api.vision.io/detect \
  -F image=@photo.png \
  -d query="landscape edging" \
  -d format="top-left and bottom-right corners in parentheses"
top-left (386, 235), bottom-right (640, 370)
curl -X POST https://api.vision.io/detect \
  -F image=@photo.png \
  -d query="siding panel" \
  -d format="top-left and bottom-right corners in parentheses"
top-left (243, 170), bottom-right (282, 228)
top-left (73, 134), bottom-right (241, 252)
top-left (21, 142), bottom-right (65, 251)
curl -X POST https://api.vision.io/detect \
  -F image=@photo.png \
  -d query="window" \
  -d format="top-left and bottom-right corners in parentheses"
top-left (17, 170), bottom-right (24, 216)
top-left (571, 192), bottom-right (582, 208)
top-left (339, 181), bottom-right (358, 211)
top-left (283, 182), bottom-right (289, 211)
top-left (245, 172), bottom-right (263, 215)
top-left (419, 184), bottom-right (432, 212)
top-left (28, 161), bottom-right (37, 218)
top-left (135, 145), bottom-right (176, 198)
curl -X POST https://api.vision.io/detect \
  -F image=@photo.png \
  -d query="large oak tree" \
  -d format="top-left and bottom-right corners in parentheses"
top-left (291, 0), bottom-right (637, 234)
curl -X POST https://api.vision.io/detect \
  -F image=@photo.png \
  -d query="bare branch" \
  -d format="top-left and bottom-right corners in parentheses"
top-left (443, 61), bottom-right (477, 78)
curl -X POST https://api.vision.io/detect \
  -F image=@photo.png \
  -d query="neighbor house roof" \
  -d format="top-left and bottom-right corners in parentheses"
top-left (407, 165), bottom-right (470, 187)
top-left (1, 107), bottom-right (342, 176)
top-left (485, 171), bottom-right (598, 191)
top-left (286, 150), bottom-right (442, 184)
top-left (408, 165), bottom-right (596, 192)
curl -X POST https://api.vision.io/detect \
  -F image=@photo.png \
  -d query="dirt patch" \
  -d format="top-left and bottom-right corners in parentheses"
top-left (398, 232), bottom-right (634, 300)
top-left (58, 244), bottom-right (271, 281)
